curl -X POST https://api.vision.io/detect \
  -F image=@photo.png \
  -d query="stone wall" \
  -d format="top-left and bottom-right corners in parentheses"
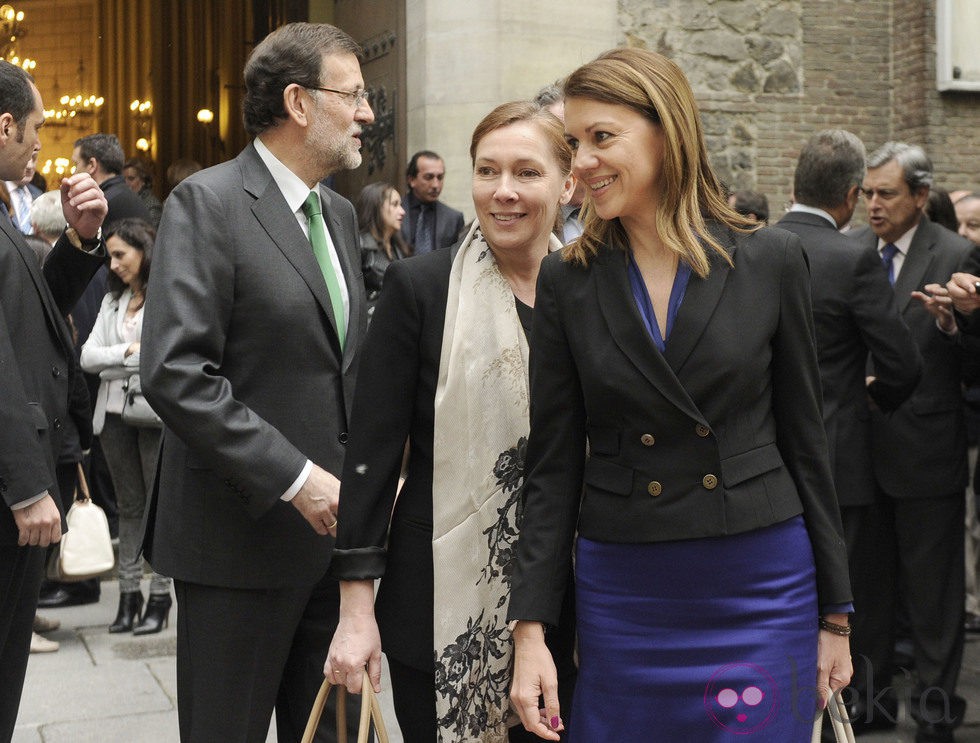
top-left (616, 0), bottom-right (980, 219)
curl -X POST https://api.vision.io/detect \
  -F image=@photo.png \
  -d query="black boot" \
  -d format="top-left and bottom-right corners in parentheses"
top-left (133, 594), bottom-right (172, 635)
top-left (108, 591), bottom-right (144, 633)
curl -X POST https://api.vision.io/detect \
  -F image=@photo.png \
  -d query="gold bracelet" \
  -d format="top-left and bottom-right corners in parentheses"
top-left (818, 617), bottom-right (852, 636)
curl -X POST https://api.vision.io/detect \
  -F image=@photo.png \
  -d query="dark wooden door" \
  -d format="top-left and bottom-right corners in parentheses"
top-left (331, 0), bottom-right (405, 203)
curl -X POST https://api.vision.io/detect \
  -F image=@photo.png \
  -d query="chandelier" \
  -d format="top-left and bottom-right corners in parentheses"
top-left (0, 4), bottom-right (35, 71)
top-left (44, 59), bottom-right (104, 126)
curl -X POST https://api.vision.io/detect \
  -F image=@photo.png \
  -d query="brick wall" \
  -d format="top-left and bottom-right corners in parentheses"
top-left (617, 0), bottom-right (980, 220)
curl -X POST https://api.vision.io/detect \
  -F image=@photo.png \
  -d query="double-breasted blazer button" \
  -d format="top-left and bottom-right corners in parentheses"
top-left (647, 481), bottom-right (662, 497)
top-left (51, 365), bottom-right (61, 378)
top-left (702, 474), bottom-right (718, 490)
top-left (338, 432), bottom-right (349, 445)
top-left (640, 433), bottom-right (655, 447)
top-left (695, 424), bottom-right (710, 437)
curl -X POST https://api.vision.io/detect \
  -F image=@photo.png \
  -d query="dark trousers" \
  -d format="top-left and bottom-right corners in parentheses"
top-left (0, 544), bottom-right (47, 740)
top-left (174, 570), bottom-right (359, 743)
top-left (849, 491), bottom-right (966, 727)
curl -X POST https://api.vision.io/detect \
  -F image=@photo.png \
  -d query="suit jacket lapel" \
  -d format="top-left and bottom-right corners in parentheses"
top-left (663, 235), bottom-right (733, 374)
top-left (593, 246), bottom-right (707, 425)
top-left (893, 220), bottom-right (936, 314)
top-left (319, 184), bottom-right (362, 370)
top-left (1, 214), bottom-right (71, 353)
top-left (241, 146), bottom-right (342, 347)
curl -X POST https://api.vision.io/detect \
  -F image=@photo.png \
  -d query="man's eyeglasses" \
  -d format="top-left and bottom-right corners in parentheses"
top-left (308, 86), bottom-right (371, 109)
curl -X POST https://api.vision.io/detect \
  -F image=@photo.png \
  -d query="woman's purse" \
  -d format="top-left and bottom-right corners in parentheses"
top-left (301, 669), bottom-right (390, 743)
top-left (811, 692), bottom-right (856, 743)
top-left (47, 463), bottom-right (116, 582)
top-left (121, 373), bottom-right (162, 428)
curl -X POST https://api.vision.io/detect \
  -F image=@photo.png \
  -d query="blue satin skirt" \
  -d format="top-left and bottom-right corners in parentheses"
top-left (570, 516), bottom-right (818, 742)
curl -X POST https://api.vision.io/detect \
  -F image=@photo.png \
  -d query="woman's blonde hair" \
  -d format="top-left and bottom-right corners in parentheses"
top-left (562, 47), bottom-right (757, 275)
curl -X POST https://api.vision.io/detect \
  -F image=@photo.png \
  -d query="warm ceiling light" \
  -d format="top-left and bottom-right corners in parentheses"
top-left (196, 108), bottom-right (214, 124)
top-left (135, 137), bottom-right (150, 151)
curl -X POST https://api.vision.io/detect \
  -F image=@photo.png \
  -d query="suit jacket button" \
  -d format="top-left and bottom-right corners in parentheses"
top-left (338, 432), bottom-right (349, 445)
top-left (51, 365), bottom-right (61, 378)
top-left (640, 433), bottom-right (655, 447)
top-left (647, 481), bottom-right (662, 496)
top-left (702, 474), bottom-right (718, 490)
top-left (695, 424), bottom-right (710, 437)
top-left (53, 418), bottom-right (62, 430)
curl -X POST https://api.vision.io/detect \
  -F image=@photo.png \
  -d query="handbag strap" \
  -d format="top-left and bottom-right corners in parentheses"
top-left (811, 692), bottom-right (856, 743)
top-left (301, 669), bottom-right (390, 743)
top-left (75, 462), bottom-right (91, 503)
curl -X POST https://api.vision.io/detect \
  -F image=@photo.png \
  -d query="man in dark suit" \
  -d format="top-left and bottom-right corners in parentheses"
top-left (399, 150), bottom-right (465, 254)
top-left (141, 22), bottom-right (372, 742)
top-left (848, 142), bottom-right (976, 743)
top-left (37, 133), bottom-right (148, 609)
top-left (71, 133), bottom-right (151, 230)
top-left (776, 129), bottom-right (921, 550)
top-left (0, 60), bottom-right (108, 740)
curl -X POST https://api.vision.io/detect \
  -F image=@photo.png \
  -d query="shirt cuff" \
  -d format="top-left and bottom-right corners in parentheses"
top-left (281, 460), bottom-right (313, 502)
top-left (11, 491), bottom-right (48, 510)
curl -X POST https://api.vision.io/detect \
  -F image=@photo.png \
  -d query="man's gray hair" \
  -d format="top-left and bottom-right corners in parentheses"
top-left (30, 190), bottom-right (66, 239)
top-left (793, 129), bottom-right (866, 210)
top-left (867, 141), bottom-right (933, 191)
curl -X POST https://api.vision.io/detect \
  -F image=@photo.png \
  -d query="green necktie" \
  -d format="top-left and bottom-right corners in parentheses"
top-left (302, 191), bottom-right (346, 348)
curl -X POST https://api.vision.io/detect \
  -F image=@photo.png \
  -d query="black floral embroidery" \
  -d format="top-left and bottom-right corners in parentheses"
top-left (479, 437), bottom-right (527, 591)
top-left (435, 609), bottom-right (512, 740)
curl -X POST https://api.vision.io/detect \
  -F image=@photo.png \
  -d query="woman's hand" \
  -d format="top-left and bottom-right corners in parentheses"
top-left (322, 581), bottom-right (382, 694)
top-left (124, 342), bottom-right (140, 358)
top-left (816, 614), bottom-right (853, 709)
top-left (510, 621), bottom-right (563, 741)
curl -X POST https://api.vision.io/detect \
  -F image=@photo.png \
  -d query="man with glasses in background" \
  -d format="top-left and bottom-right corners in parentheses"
top-left (140, 22), bottom-right (371, 742)
top-left (847, 142), bottom-right (976, 743)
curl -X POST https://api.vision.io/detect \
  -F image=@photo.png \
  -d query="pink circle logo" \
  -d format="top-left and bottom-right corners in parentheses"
top-left (704, 662), bottom-right (779, 734)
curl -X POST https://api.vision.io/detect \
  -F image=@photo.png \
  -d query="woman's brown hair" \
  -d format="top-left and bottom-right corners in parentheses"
top-left (562, 47), bottom-right (757, 275)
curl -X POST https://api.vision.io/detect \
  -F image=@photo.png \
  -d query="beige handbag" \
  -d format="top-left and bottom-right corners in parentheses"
top-left (811, 691), bottom-right (856, 743)
top-left (47, 463), bottom-right (116, 581)
top-left (301, 669), bottom-right (390, 743)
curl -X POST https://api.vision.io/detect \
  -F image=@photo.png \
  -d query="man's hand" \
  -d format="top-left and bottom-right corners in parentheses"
top-left (912, 284), bottom-right (956, 333)
top-left (60, 172), bottom-right (108, 240)
top-left (12, 493), bottom-right (62, 547)
top-left (946, 273), bottom-right (980, 316)
top-left (290, 465), bottom-right (340, 536)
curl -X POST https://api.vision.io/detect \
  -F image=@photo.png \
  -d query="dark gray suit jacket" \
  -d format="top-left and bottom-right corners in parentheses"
top-left (141, 142), bottom-right (366, 588)
top-left (851, 218), bottom-right (978, 499)
top-left (509, 224), bottom-right (852, 627)
top-left (777, 210), bottom-right (922, 506)
top-left (400, 191), bottom-right (465, 252)
top-left (0, 219), bottom-right (104, 544)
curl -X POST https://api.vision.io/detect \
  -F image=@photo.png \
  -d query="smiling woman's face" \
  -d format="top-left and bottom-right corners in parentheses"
top-left (472, 120), bottom-right (572, 255)
top-left (563, 97), bottom-right (666, 225)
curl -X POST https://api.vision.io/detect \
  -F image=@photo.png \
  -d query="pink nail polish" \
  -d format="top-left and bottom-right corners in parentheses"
top-left (551, 715), bottom-right (560, 729)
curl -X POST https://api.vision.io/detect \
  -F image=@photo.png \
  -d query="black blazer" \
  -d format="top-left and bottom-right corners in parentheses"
top-left (0, 222), bottom-right (104, 544)
top-left (777, 211), bottom-right (922, 506)
top-left (508, 224), bottom-right (852, 627)
top-left (400, 191), bottom-right (465, 252)
top-left (141, 143), bottom-right (366, 589)
top-left (331, 248), bottom-right (451, 669)
top-left (100, 174), bottom-right (151, 229)
top-left (850, 219), bottom-right (979, 499)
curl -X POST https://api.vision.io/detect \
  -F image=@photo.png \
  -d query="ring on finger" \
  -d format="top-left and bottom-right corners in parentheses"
top-left (326, 518), bottom-right (338, 529)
